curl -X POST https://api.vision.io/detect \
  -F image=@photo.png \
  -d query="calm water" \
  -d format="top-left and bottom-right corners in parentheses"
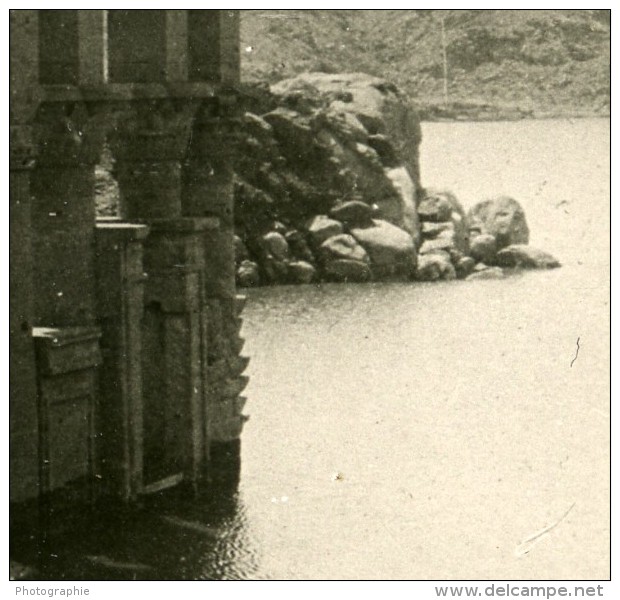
top-left (22, 119), bottom-right (610, 581)
top-left (239, 118), bottom-right (610, 580)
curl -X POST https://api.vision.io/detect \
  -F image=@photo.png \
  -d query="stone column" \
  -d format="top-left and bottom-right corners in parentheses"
top-left (140, 217), bottom-right (217, 491)
top-left (183, 98), bottom-right (249, 447)
top-left (95, 221), bottom-right (149, 501)
top-left (28, 100), bottom-right (105, 508)
top-left (30, 100), bottom-right (102, 327)
top-left (9, 126), bottom-right (40, 504)
top-left (9, 9), bottom-right (40, 505)
top-left (112, 98), bottom-right (195, 221)
top-left (110, 99), bottom-right (214, 491)
top-left (187, 10), bottom-right (240, 85)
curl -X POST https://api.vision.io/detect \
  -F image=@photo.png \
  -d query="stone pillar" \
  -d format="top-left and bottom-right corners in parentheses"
top-left (77, 10), bottom-right (107, 85)
top-left (219, 10), bottom-right (241, 86)
top-left (165, 10), bottom-right (189, 82)
top-left (29, 94), bottom-right (104, 506)
top-left (183, 99), bottom-right (249, 446)
top-left (38, 9), bottom-right (107, 85)
top-left (94, 221), bottom-right (149, 501)
top-left (140, 218), bottom-right (217, 490)
top-left (183, 102), bottom-right (237, 299)
top-left (10, 10), bottom-right (40, 504)
top-left (9, 127), bottom-right (40, 503)
top-left (107, 10), bottom-right (166, 83)
top-left (30, 100), bottom-right (102, 327)
top-left (38, 10), bottom-right (79, 85)
top-left (111, 100), bottom-right (215, 491)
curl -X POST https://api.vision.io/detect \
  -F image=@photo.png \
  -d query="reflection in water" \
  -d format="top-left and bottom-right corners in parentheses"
top-left (11, 442), bottom-right (259, 580)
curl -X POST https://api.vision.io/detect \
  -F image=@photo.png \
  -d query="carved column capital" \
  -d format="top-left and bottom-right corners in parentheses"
top-left (108, 98), bottom-right (201, 221)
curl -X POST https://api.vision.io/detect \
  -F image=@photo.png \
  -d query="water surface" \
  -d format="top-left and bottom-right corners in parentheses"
top-left (237, 118), bottom-right (610, 580)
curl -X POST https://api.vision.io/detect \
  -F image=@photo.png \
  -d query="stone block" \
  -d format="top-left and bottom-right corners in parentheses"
top-left (33, 326), bottom-right (101, 496)
top-left (108, 10), bottom-right (166, 83)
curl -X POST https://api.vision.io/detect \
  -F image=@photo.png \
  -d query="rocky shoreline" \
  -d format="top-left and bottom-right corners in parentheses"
top-left (235, 189), bottom-right (561, 288)
top-left (230, 73), bottom-right (560, 287)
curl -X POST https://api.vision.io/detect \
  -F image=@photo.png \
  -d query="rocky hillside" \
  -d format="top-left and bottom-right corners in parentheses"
top-left (240, 9), bottom-right (610, 120)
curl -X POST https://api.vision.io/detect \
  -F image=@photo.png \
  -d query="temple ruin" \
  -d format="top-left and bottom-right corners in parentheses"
top-left (9, 9), bottom-right (248, 511)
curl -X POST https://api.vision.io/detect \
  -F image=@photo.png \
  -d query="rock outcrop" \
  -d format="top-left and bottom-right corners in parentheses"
top-left (232, 72), bottom-right (423, 286)
top-left (350, 219), bottom-right (417, 278)
top-left (230, 75), bottom-right (560, 287)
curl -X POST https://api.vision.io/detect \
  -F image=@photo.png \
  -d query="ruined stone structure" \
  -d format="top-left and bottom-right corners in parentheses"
top-left (10, 9), bottom-right (248, 509)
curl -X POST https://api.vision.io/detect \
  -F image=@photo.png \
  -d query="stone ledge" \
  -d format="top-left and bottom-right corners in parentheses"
top-left (32, 326), bottom-right (102, 375)
top-left (38, 82), bottom-right (240, 104)
top-left (95, 219), bottom-right (150, 241)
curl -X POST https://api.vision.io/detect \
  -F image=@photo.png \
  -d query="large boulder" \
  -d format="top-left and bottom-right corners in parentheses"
top-left (466, 266), bottom-right (505, 281)
top-left (419, 227), bottom-right (461, 255)
top-left (418, 192), bottom-right (453, 223)
top-left (261, 231), bottom-right (290, 261)
top-left (271, 73), bottom-right (422, 186)
top-left (329, 200), bottom-right (374, 226)
top-left (455, 256), bottom-right (476, 279)
top-left (384, 165), bottom-right (420, 239)
top-left (318, 234), bottom-right (370, 264)
top-left (262, 108), bottom-right (317, 157)
top-left (306, 215), bottom-right (344, 246)
top-left (270, 73), bottom-right (422, 236)
top-left (421, 221), bottom-right (453, 237)
top-left (287, 261), bottom-right (317, 284)
top-left (285, 230), bottom-right (316, 264)
top-left (350, 219), bottom-right (416, 277)
top-left (262, 257), bottom-right (289, 284)
top-left (467, 196), bottom-right (530, 249)
top-left (495, 245), bottom-right (561, 269)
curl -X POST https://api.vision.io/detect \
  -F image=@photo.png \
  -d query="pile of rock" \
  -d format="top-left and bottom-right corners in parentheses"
top-left (235, 197), bottom-right (418, 285)
top-left (235, 191), bottom-right (560, 287)
top-left (412, 192), bottom-right (560, 283)
top-left (233, 72), bottom-right (423, 286)
top-left (414, 189), bottom-right (472, 282)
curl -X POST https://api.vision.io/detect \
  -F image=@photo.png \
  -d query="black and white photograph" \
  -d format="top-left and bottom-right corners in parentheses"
top-left (8, 4), bottom-right (612, 591)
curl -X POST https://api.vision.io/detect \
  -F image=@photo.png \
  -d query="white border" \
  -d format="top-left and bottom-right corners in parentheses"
top-left (3, 3), bottom-right (615, 598)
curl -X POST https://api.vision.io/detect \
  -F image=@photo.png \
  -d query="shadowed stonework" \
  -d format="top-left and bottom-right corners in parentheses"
top-left (10, 10), bottom-right (248, 524)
